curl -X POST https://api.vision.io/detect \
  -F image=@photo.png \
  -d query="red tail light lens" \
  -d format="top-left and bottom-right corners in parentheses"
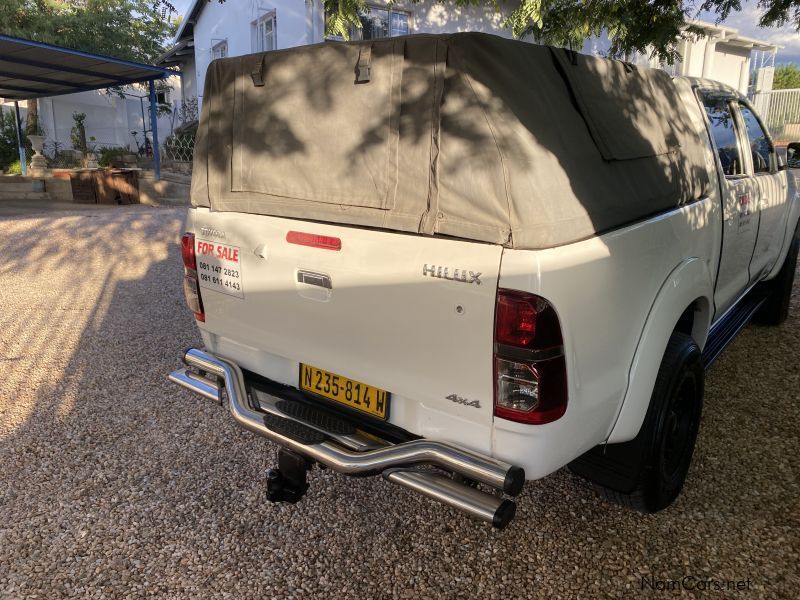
top-left (493, 289), bottom-right (567, 424)
top-left (495, 289), bottom-right (563, 349)
top-left (496, 293), bottom-right (538, 346)
top-left (181, 232), bottom-right (197, 269)
top-left (286, 231), bottom-right (342, 251)
top-left (181, 232), bottom-right (205, 322)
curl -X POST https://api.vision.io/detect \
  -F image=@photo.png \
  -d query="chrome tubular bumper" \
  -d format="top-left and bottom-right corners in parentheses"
top-left (169, 348), bottom-right (524, 529)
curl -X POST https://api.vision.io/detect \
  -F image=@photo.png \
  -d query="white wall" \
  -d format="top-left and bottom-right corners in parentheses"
top-left (34, 83), bottom-right (179, 153)
top-left (683, 36), bottom-right (709, 78)
top-left (182, 60), bottom-right (197, 101)
top-left (582, 31), bottom-right (756, 93)
top-left (187, 0), bottom-right (521, 103)
top-left (710, 42), bottom-right (750, 90)
top-left (192, 0), bottom-right (314, 106)
top-left (397, 0), bottom-right (517, 37)
top-left (40, 93), bottom-right (122, 149)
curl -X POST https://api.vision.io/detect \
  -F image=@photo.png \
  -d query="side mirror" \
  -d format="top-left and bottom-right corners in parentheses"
top-left (787, 142), bottom-right (800, 169)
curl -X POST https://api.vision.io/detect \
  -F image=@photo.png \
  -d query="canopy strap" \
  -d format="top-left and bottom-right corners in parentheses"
top-left (355, 44), bottom-right (372, 84)
top-left (251, 57), bottom-right (265, 87)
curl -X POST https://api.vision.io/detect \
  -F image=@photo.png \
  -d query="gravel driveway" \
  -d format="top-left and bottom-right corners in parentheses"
top-left (1, 206), bottom-right (798, 598)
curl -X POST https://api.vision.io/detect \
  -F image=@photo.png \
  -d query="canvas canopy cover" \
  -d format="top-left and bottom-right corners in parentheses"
top-left (192, 33), bottom-right (710, 249)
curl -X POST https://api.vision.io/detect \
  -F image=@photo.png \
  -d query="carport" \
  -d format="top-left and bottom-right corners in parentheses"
top-left (0, 34), bottom-right (175, 180)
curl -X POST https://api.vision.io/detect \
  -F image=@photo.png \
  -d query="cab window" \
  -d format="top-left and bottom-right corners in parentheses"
top-left (738, 104), bottom-right (774, 174)
top-left (701, 94), bottom-right (744, 177)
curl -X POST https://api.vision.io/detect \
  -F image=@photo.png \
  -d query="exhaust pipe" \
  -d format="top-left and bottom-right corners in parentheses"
top-left (168, 367), bottom-right (220, 403)
top-left (383, 469), bottom-right (516, 529)
top-left (170, 348), bottom-right (525, 527)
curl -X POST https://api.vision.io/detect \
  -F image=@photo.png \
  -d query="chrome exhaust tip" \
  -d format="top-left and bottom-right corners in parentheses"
top-left (168, 367), bottom-right (220, 403)
top-left (383, 469), bottom-right (517, 530)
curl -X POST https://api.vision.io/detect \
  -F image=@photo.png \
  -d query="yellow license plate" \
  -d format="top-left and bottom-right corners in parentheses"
top-left (300, 364), bottom-right (389, 419)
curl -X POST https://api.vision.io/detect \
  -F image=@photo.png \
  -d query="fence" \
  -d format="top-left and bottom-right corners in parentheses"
top-left (162, 132), bottom-right (196, 165)
top-left (749, 88), bottom-right (800, 142)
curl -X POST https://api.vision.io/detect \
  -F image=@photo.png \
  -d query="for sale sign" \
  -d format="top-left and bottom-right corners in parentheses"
top-left (196, 240), bottom-right (244, 298)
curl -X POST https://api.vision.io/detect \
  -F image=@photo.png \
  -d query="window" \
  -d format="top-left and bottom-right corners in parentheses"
top-left (326, 5), bottom-right (410, 41)
top-left (211, 40), bottom-right (228, 60)
top-left (155, 89), bottom-right (169, 104)
top-left (701, 94), bottom-right (744, 177)
top-left (738, 104), bottom-right (774, 174)
top-left (357, 7), bottom-right (409, 40)
top-left (253, 12), bottom-right (277, 53)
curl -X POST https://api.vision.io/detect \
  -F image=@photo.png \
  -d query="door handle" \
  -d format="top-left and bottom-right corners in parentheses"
top-left (297, 270), bottom-right (332, 289)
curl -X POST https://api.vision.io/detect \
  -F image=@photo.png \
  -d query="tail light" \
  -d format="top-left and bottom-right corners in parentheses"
top-left (493, 289), bottom-right (567, 424)
top-left (181, 232), bottom-right (205, 322)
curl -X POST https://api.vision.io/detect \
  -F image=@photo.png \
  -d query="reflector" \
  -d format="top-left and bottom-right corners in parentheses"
top-left (286, 231), bottom-right (342, 251)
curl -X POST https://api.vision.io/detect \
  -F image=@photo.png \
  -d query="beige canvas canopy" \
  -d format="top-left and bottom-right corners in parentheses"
top-left (191, 33), bottom-right (710, 249)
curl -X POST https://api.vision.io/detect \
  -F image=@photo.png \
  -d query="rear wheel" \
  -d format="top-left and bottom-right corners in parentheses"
top-left (569, 332), bottom-right (704, 513)
top-left (753, 227), bottom-right (799, 326)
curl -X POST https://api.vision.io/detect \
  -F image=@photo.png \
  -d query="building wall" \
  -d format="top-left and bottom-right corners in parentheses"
top-left (182, 60), bottom-right (197, 102)
top-left (710, 43), bottom-right (750, 91)
top-left (187, 0), bottom-right (520, 104)
top-left (682, 36), bottom-right (708, 78)
top-left (399, 0), bottom-right (517, 37)
top-left (582, 32), bottom-right (759, 94)
top-left (39, 93), bottom-right (126, 149)
top-left (28, 84), bottom-right (179, 154)
top-left (191, 0), bottom-right (314, 106)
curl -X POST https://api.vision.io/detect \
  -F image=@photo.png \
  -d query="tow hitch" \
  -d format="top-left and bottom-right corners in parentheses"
top-left (266, 449), bottom-right (311, 503)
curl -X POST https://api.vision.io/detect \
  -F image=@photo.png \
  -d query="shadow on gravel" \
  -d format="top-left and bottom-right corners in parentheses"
top-left (0, 208), bottom-right (798, 597)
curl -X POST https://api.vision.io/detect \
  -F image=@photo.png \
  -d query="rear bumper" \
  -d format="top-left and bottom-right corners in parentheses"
top-left (169, 348), bottom-right (525, 529)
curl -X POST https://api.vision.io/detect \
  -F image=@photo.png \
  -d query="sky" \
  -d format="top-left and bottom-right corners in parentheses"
top-left (168, 0), bottom-right (800, 65)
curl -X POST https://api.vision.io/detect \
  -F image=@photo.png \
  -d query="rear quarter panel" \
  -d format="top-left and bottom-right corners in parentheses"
top-left (497, 197), bottom-right (717, 478)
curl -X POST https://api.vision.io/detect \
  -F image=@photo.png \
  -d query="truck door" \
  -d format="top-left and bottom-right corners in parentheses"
top-left (735, 102), bottom-right (791, 280)
top-left (699, 91), bottom-right (760, 317)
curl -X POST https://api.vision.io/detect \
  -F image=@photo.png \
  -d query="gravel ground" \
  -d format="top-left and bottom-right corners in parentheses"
top-left (0, 205), bottom-right (798, 599)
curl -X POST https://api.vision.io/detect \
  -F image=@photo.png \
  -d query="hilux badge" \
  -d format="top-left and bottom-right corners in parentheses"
top-left (423, 264), bottom-right (482, 285)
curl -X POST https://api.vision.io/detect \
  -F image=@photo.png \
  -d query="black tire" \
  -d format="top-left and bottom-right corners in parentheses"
top-left (753, 226), bottom-right (799, 326)
top-left (569, 332), bottom-right (704, 513)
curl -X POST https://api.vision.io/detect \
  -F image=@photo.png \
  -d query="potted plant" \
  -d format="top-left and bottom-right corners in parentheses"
top-left (26, 123), bottom-right (47, 173)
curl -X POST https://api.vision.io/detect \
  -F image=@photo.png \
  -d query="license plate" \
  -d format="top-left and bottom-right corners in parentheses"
top-left (299, 364), bottom-right (389, 419)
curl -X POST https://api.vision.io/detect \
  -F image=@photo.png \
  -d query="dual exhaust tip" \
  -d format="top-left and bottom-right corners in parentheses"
top-left (169, 348), bottom-right (524, 529)
top-left (383, 469), bottom-right (517, 530)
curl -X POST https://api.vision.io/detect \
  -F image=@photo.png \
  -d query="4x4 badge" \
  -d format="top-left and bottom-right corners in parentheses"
top-left (446, 394), bottom-right (481, 409)
top-left (423, 264), bottom-right (482, 285)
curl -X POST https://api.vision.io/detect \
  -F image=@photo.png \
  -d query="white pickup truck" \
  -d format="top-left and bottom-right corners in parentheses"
top-left (170, 33), bottom-right (799, 529)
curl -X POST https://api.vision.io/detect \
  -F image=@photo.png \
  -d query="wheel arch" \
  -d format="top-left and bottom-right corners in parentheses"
top-left (606, 257), bottom-right (713, 444)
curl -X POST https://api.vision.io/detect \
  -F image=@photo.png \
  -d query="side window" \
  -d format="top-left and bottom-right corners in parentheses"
top-left (701, 94), bottom-right (744, 177)
top-left (738, 104), bottom-right (774, 174)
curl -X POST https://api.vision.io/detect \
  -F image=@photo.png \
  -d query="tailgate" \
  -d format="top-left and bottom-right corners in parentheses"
top-left (188, 209), bottom-right (502, 435)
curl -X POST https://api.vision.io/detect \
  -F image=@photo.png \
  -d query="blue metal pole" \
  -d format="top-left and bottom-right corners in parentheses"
top-left (13, 101), bottom-right (27, 176)
top-left (148, 79), bottom-right (161, 182)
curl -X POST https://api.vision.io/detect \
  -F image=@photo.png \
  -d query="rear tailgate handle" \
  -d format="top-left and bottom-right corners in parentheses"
top-left (297, 270), bottom-right (332, 289)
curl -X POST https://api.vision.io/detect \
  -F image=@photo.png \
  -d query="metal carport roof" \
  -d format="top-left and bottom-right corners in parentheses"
top-left (0, 35), bottom-right (176, 179)
top-left (0, 34), bottom-right (174, 100)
